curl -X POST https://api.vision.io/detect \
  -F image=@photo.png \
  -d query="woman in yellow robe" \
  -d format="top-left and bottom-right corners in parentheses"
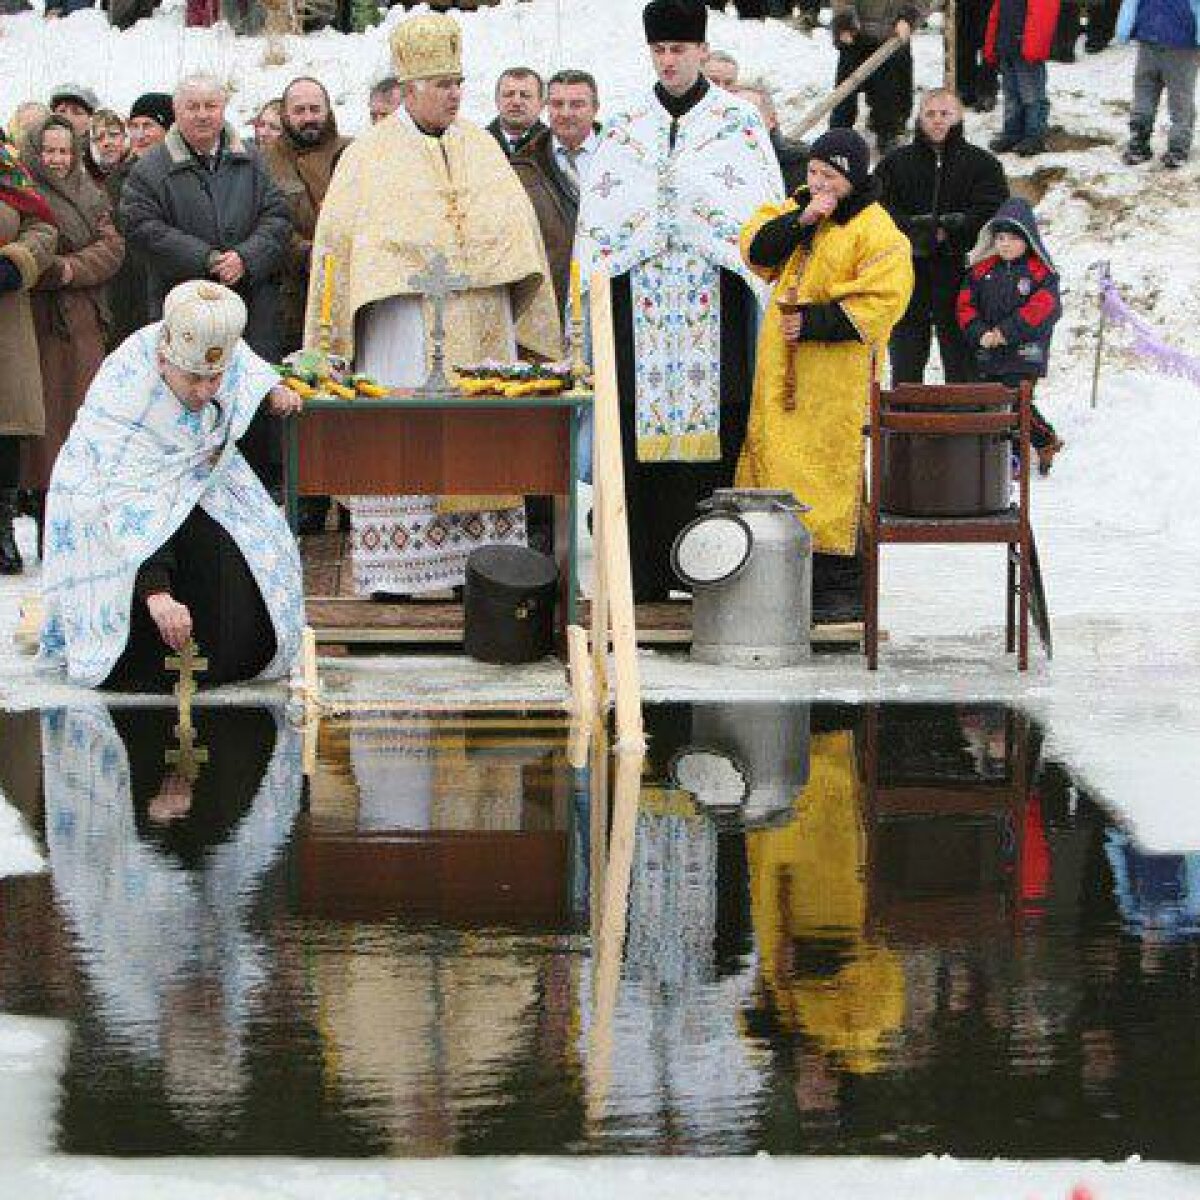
top-left (736, 130), bottom-right (913, 614)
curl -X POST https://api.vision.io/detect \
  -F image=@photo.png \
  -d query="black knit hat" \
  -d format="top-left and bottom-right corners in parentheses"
top-left (644, 0), bottom-right (707, 43)
top-left (808, 128), bottom-right (871, 192)
top-left (129, 92), bottom-right (175, 131)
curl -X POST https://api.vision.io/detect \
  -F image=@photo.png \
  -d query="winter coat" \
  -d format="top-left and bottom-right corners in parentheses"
top-left (875, 123), bottom-right (1009, 264)
top-left (736, 187), bottom-right (914, 554)
top-left (485, 117), bottom-right (548, 159)
top-left (262, 120), bottom-right (351, 355)
top-left (105, 156), bottom-right (153, 348)
top-left (0, 200), bottom-right (58, 438)
top-left (985, 0), bottom-right (1062, 61)
top-left (831, 0), bottom-right (925, 42)
top-left (22, 143), bottom-right (124, 488)
top-left (511, 127), bottom-right (581, 315)
top-left (1116, 0), bottom-right (1200, 45)
top-left (120, 124), bottom-right (291, 361)
top-left (956, 197), bottom-right (1060, 378)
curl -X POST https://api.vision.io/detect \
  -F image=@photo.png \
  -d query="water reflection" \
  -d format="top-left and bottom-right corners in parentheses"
top-left (3, 702), bottom-right (1200, 1160)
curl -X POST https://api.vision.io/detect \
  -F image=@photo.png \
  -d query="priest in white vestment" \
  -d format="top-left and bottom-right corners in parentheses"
top-left (304, 13), bottom-right (560, 595)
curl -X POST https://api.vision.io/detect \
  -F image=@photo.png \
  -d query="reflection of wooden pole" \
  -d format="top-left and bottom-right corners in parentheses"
top-left (588, 271), bottom-right (645, 751)
top-left (795, 34), bottom-right (907, 138)
top-left (944, 0), bottom-right (957, 93)
top-left (777, 286), bottom-right (801, 412)
top-left (586, 745), bottom-right (643, 1125)
top-left (567, 624), bottom-right (595, 719)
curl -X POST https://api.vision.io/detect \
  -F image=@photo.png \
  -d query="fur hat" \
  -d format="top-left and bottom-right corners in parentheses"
top-left (808, 128), bottom-right (871, 192)
top-left (161, 282), bottom-right (247, 377)
top-left (390, 14), bottom-right (463, 84)
top-left (643, 0), bottom-right (707, 43)
top-left (129, 92), bottom-right (175, 131)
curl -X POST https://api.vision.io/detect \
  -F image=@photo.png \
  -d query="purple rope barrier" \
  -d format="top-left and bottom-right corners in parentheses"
top-left (1100, 277), bottom-right (1200, 390)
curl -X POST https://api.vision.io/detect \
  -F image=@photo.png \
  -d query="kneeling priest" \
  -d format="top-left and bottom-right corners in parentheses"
top-left (40, 281), bottom-right (305, 690)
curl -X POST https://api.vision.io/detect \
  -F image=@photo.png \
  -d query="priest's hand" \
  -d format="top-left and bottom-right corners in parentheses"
top-left (146, 592), bottom-right (193, 652)
top-left (267, 383), bottom-right (304, 417)
top-left (781, 310), bottom-right (805, 342)
top-left (211, 251), bottom-right (245, 286)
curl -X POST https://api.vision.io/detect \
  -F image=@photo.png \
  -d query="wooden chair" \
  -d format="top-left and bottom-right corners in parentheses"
top-left (864, 380), bottom-right (1038, 671)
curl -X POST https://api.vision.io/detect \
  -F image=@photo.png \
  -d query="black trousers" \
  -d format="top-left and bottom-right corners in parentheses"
top-left (102, 506), bottom-right (277, 693)
top-left (956, 0), bottom-right (999, 103)
top-left (889, 260), bottom-right (979, 385)
top-left (830, 40), bottom-right (914, 140)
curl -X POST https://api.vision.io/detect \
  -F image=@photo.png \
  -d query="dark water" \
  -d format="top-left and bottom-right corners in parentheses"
top-left (2, 701), bottom-right (1200, 1160)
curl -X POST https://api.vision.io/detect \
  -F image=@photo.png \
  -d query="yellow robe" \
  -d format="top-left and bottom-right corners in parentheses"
top-left (747, 730), bottom-right (906, 1075)
top-left (303, 112), bottom-right (560, 365)
top-left (735, 196), bottom-right (913, 555)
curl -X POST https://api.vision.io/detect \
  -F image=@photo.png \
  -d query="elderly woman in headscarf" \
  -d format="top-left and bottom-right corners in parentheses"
top-left (21, 114), bottom-right (124, 534)
top-left (737, 128), bottom-right (914, 623)
top-left (0, 135), bottom-right (57, 576)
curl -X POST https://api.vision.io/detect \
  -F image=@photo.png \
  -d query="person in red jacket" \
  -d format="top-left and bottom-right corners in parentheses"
top-left (984, 0), bottom-right (1062, 155)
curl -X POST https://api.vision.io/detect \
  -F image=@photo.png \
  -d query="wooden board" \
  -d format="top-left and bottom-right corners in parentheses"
top-left (305, 595), bottom-right (869, 649)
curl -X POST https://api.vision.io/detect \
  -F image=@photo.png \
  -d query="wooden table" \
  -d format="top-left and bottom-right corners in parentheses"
top-left (283, 390), bottom-right (590, 634)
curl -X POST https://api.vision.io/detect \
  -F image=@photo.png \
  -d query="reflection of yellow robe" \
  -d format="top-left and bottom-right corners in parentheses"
top-left (735, 197), bottom-right (913, 555)
top-left (747, 730), bottom-right (905, 1075)
top-left (304, 113), bottom-right (560, 364)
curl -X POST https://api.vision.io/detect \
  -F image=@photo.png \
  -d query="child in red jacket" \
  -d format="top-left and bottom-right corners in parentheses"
top-left (956, 197), bottom-right (1065, 473)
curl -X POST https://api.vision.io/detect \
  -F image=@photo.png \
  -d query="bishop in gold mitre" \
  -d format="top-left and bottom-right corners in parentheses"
top-left (304, 13), bottom-right (561, 596)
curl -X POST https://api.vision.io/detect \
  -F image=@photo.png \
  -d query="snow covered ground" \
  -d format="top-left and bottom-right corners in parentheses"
top-left (3, 0), bottom-right (1200, 1193)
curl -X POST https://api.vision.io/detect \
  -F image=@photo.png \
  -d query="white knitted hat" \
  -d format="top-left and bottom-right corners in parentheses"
top-left (160, 281), bottom-right (247, 377)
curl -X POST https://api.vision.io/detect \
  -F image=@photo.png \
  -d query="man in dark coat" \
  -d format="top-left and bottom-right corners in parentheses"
top-left (486, 67), bottom-right (548, 157)
top-left (263, 77), bottom-right (351, 356)
top-left (107, 92), bottom-right (173, 349)
top-left (829, 0), bottom-right (924, 156)
top-left (121, 74), bottom-right (291, 488)
top-left (264, 76), bottom-right (350, 533)
top-left (876, 88), bottom-right (1008, 383)
top-left (511, 70), bottom-right (599, 312)
top-left (511, 69), bottom-right (600, 554)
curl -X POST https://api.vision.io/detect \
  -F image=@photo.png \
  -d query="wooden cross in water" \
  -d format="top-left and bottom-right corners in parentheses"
top-left (165, 639), bottom-right (209, 781)
top-left (407, 251), bottom-right (472, 395)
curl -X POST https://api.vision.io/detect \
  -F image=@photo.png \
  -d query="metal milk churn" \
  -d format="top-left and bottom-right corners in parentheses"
top-left (671, 488), bottom-right (812, 668)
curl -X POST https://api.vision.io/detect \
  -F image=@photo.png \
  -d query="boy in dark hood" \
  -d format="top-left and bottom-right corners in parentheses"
top-left (955, 196), bottom-right (1065, 473)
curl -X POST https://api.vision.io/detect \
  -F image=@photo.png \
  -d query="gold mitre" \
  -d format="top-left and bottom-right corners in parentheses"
top-left (389, 14), bottom-right (463, 83)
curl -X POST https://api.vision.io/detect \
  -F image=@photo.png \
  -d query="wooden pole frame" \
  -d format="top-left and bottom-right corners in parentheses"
top-left (587, 270), bottom-right (646, 751)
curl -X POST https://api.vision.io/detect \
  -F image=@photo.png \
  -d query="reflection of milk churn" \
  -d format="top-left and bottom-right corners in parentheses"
top-left (672, 488), bottom-right (812, 668)
top-left (671, 703), bottom-right (811, 829)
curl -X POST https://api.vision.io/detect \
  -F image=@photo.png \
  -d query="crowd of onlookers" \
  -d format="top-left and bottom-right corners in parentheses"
top-left (0, 0), bottom-right (1195, 576)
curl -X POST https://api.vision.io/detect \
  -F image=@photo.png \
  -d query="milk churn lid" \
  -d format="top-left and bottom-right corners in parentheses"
top-left (708, 487), bottom-right (811, 514)
top-left (671, 512), bottom-right (753, 589)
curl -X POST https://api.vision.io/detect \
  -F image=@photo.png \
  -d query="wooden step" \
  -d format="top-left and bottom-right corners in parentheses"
top-left (305, 596), bottom-right (866, 649)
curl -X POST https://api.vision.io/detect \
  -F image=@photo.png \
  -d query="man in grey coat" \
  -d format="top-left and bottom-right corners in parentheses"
top-left (121, 74), bottom-right (291, 486)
